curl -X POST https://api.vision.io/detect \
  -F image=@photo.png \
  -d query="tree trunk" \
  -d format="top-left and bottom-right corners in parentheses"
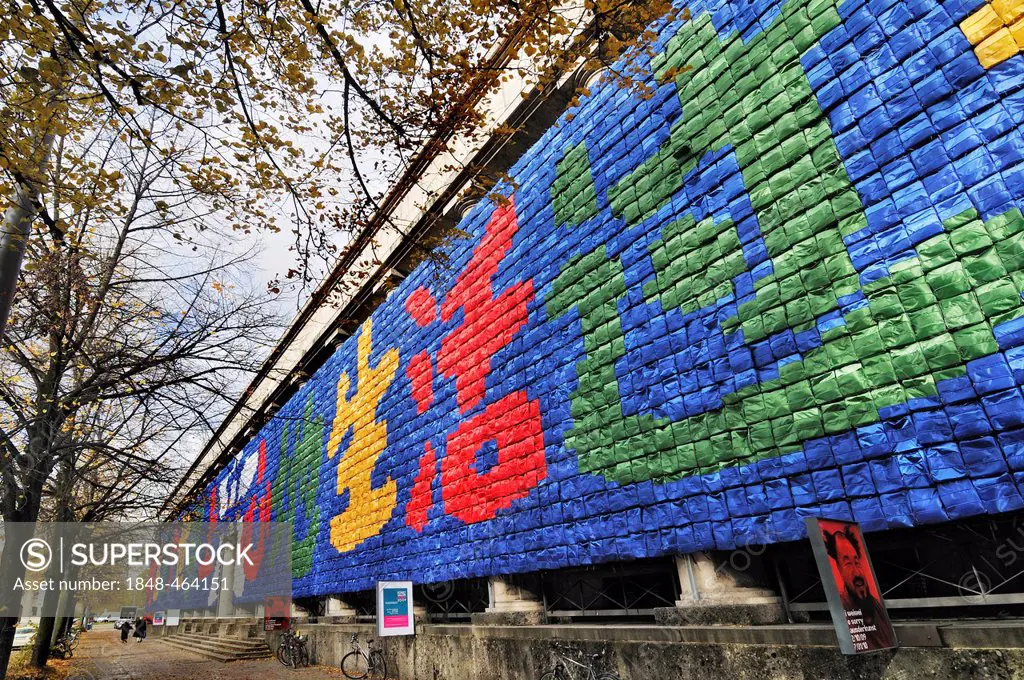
top-left (30, 498), bottom-right (76, 668)
top-left (32, 561), bottom-right (79, 668)
top-left (0, 618), bottom-right (15, 680)
top-left (0, 522), bottom-right (34, 679)
top-left (0, 131), bottom-right (55, 339)
top-left (29, 596), bottom-right (57, 667)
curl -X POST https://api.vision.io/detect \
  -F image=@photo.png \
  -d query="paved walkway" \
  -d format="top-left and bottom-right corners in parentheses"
top-left (66, 629), bottom-right (339, 680)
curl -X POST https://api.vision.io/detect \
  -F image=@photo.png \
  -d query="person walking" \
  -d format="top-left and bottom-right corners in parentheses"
top-left (133, 617), bottom-right (148, 643)
top-left (119, 619), bottom-right (133, 644)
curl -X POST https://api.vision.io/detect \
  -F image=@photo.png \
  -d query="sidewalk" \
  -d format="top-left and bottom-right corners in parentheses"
top-left (66, 630), bottom-right (338, 679)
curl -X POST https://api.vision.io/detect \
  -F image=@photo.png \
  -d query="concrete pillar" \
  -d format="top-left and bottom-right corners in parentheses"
top-left (325, 596), bottom-right (358, 623)
top-left (471, 575), bottom-right (545, 625)
top-left (236, 602), bottom-right (257, 618)
top-left (326, 596), bottom-right (356, 616)
top-left (654, 553), bottom-right (785, 625)
top-left (412, 602), bottom-right (429, 629)
top-left (216, 565), bottom-right (236, 617)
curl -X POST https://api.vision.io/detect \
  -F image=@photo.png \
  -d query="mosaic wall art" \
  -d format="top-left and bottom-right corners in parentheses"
top-left (189, 0), bottom-right (1024, 595)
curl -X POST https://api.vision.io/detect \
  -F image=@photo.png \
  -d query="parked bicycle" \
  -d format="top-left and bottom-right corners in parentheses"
top-left (276, 629), bottom-right (310, 669)
top-left (340, 632), bottom-right (387, 680)
top-left (538, 642), bottom-right (620, 680)
top-left (67, 627), bottom-right (81, 651)
top-left (50, 633), bottom-right (75, 660)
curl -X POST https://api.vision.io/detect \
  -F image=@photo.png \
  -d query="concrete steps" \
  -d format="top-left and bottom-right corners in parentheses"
top-left (159, 632), bottom-right (272, 662)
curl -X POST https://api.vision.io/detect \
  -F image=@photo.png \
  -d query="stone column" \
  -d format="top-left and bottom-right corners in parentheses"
top-left (215, 565), bottom-right (236, 617)
top-left (325, 596), bottom-right (358, 623)
top-left (471, 575), bottom-right (545, 625)
top-left (655, 553), bottom-right (785, 625)
top-left (412, 602), bottom-right (429, 630)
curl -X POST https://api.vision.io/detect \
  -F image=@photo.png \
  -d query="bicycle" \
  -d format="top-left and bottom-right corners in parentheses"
top-left (50, 634), bottom-right (74, 660)
top-left (276, 629), bottom-right (310, 669)
top-left (340, 633), bottom-right (387, 680)
top-left (538, 642), bottom-right (620, 680)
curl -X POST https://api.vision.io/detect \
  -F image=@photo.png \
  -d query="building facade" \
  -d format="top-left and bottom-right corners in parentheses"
top-left (172, 0), bottom-right (1024, 619)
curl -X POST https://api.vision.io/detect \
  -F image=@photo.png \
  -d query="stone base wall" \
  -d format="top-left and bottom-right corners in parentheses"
top-left (653, 601), bottom-right (786, 626)
top-left (154, 616), bottom-right (263, 640)
top-left (207, 617), bottom-right (1024, 680)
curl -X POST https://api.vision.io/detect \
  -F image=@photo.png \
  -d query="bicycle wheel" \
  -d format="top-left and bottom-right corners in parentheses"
top-left (70, 635), bottom-right (80, 650)
top-left (368, 650), bottom-right (387, 680)
top-left (277, 643), bottom-right (293, 668)
top-left (296, 644), bottom-right (310, 668)
top-left (595, 674), bottom-right (620, 680)
top-left (538, 672), bottom-right (560, 680)
top-left (341, 651), bottom-right (369, 679)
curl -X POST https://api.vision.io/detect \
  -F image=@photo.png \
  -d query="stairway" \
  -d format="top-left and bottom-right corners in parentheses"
top-left (159, 632), bottom-right (272, 662)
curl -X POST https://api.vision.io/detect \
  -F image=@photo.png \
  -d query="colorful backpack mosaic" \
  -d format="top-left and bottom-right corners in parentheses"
top-left (192, 0), bottom-right (1024, 597)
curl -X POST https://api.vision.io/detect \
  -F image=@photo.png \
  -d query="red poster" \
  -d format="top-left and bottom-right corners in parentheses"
top-left (806, 518), bottom-right (897, 654)
top-left (263, 596), bottom-right (291, 632)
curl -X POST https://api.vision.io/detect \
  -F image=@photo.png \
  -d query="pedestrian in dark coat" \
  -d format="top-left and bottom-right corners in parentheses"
top-left (133, 617), bottom-right (148, 642)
